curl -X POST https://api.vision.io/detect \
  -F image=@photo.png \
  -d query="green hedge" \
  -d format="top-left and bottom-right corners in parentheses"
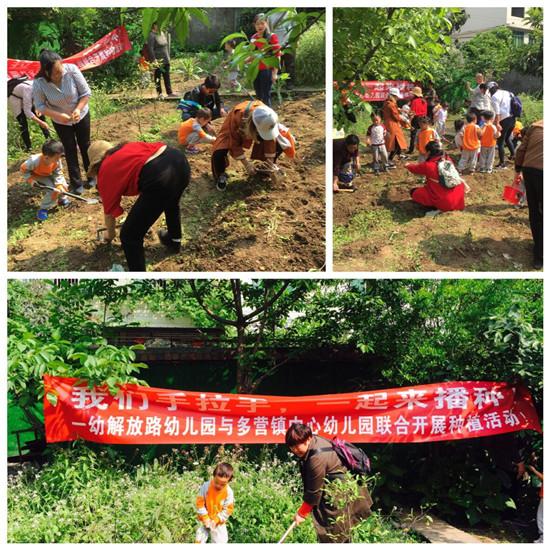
top-left (8, 445), bottom-right (418, 543)
top-left (295, 22), bottom-right (325, 86)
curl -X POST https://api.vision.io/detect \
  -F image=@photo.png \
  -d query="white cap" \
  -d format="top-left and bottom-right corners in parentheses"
top-left (388, 87), bottom-right (402, 98)
top-left (252, 106), bottom-right (280, 141)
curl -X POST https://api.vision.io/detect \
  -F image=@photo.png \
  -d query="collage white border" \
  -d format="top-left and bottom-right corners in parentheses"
top-left (2, 1), bottom-right (547, 547)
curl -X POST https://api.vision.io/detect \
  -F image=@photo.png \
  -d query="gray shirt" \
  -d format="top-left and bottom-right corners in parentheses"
top-left (147, 30), bottom-right (171, 63)
top-left (32, 63), bottom-right (91, 126)
top-left (470, 86), bottom-right (492, 112)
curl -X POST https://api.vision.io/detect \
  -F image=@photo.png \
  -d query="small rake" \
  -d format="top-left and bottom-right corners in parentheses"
top-left (34, 182), bottom-right (100, 205)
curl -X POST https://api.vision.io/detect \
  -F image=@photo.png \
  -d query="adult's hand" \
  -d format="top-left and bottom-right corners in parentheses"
top-left (38, 119), bottom-right (51, 131)
top-left (293, 513), bottom-right (306, 526)
top-left (243, 159), bottom-right (257, 176)
top-left (55, 112), bottom-right (73, 124)
top-left (272, 71), bottom-right (278, 84)
top-left (71, 108), bottom-right (81, 122)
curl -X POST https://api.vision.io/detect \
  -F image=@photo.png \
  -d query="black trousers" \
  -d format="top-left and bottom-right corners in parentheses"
top-left (254, 68), bottom-right (273, 107)
top-left (497, 116), bottom-right (516, 164)
top-left (211, 143), bottom-right (283, 179)
top-left (522, 167), bottom-right (543, 262)
top-left (16, 108), bottom-right (50, 151)
top-left (52, 112), bottom-right (91, 188)
top-left (407, 116), bottom-right (421, 154)
top-left (120, 147), bottom-right (190, 271)
top-left (154, 62), bottom-right (173, 95)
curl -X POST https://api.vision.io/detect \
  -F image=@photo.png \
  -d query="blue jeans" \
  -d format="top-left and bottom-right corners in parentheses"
top-left (254, 69), bottom-right (273, 107)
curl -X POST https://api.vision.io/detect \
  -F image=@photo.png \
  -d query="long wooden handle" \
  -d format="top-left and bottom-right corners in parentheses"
top-left (277, 521), bottom-right (296, 544)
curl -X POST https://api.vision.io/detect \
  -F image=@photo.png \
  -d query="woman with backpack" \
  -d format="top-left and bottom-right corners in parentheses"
top-left (488, 81), bottom-right (519, 169)
top-left (405, 140), bottom-right (466, 213)
top-left (250, 13), bottom-right (281, 107)
top-left (285, 423), bottom-right (373, 543)
top-left (8, 76), bottom-right (51, 151)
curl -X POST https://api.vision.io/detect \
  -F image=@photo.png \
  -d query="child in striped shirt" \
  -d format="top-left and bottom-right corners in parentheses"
top-left (195, 462), bottom-right (235, 544)
top-left (178, 108), bottom-right (216, 154)
top-left (20, 139), bottom-right (70, 221)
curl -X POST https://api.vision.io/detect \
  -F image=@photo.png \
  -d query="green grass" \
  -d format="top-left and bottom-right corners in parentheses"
top-left (8, 445), bottom-right (421, 543)
top-left (335, 209), bottom-right (395, 248)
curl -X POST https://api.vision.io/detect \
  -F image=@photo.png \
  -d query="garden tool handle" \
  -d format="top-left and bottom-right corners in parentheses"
top-left (277, 521), bottom-right (296, 544)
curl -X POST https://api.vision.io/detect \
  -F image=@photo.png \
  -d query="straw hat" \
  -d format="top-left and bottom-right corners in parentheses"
top-left (87, 140), bottom-right (114, 178)
top-left (411, 86), bottom-right (423, 97)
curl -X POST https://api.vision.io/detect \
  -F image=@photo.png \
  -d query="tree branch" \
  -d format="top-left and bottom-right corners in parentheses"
top-left (243, 281), bottom-right (291, 322)
top-left (280, 11), bottom-right (325, 50)
top-left (189, 280), bottom-right (238, 327)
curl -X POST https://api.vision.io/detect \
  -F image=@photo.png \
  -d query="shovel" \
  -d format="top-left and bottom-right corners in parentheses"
top-left (277, 521), bottom-right (296, 544)
top-left (34, 182), bottom-right (100, 205)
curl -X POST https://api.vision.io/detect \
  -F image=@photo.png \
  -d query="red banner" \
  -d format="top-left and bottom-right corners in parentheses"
top-left (43, 376), bottom-right (541, 445)
top-left (358, 80), bottom-right (416, 102)
top-left (7, 26), bottom-right (132, 79)
top-left (337, 80), bottom-right (416, 103)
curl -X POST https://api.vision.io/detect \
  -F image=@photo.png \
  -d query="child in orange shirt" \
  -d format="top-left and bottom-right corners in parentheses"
top-left (20, 139), bottom-right (70, 221)
top-left (178, 108), bottom-right (216, 154)
top-left (478, 111), bottom-right (501, 173)
top-left (457, 112), bottom-right (482, 173)
top-left (195, 462), bottom-right (235, 544)
top-left (415, 117), bottom-right (441, 162)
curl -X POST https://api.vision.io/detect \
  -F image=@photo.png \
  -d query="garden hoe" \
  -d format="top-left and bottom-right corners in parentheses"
top-left (34, 182), bottom-right (100, 205)
top-left (277, 521), bottom-right (296, 544)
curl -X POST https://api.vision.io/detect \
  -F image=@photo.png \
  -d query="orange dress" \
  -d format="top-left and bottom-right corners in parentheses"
top-left (212, 100), bottom-right (276, 160)
top-left (382, 99), bottom-right (408, 152)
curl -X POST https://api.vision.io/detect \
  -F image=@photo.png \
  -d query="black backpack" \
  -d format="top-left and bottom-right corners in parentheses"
top-left (8, 76), bottom-right (29, 98)
top-left (310, 436), bottom-right (371, 476)
top-left (510, 93), bottom-right (523, 118)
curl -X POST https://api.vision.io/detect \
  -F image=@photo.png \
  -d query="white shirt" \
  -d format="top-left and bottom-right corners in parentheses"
top-left (8, 81), bottom-right (35, 119)
top-left (491, 89), bottom-right (512, 120)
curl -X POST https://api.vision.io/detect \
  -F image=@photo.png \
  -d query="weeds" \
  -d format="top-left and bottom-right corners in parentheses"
top-left (8, 445), bottom-right (420, 543)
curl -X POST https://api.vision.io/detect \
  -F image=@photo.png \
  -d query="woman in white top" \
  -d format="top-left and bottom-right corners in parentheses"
top-left (488, 81), bottom-right (516, 169)
top-left (33, 49), bottom-right (92, 194)
top-left (8, 78), bottom-right (51, 151)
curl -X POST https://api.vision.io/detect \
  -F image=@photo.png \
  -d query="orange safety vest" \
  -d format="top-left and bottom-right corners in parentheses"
top-left (417, 128), bottom-right (438, 155)
top-left (463, 123), bottom-right (481, 151)
top-left (480, 124), bottom-right (497, 148)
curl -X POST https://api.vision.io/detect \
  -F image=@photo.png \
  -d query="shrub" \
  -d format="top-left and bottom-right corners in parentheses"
top-left (8, 445), bottom-right (419, 543)
top-left (518, 94), bottom-right (543, 127)
top-left (295, 22), bottom-right (325, 86)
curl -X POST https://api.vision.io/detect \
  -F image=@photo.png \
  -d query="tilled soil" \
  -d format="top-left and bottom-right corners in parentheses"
top-left (8, 92), bottom-right (325, 272)
top-left (333, 149), bottom-right (536, 272)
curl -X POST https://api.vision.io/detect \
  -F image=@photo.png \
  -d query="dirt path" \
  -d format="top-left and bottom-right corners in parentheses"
top-left (8, 93), bottom-right (325, 272)
top-left (333, 153), bottom-right (536, 272)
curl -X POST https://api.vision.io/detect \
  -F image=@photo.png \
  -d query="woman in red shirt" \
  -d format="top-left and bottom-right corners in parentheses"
top-left (87, 140), bottom-right (190, 271)
top-left (407, 86), bottom-right (428, 154)
top-left (405, 141), bottom-right (465, 212)
top-left (251, 13), bottom-right (281, 107)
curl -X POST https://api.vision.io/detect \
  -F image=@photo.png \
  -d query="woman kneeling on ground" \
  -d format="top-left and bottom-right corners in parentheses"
top-left (211, 100), bottom-right (294, 191)
top-left (87, 140), bottom-right (190, 271)
top-left (405, 140), bottom-right (466, 213)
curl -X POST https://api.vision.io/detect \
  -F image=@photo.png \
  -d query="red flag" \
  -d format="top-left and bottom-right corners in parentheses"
top-left (7, 26), bottom-right (132, 79)
top-left (43, 375), bottom-right (541, 445)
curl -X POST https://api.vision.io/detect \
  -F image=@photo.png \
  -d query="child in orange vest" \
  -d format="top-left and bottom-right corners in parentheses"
top-left (415, 117), bottom-right (441, 163)
top-left (195, 462), bottom-right (235, 543)
top-left (457, 112), bottom-right (482, 173)
top-left (178, 108), bottom-right (216, 154)
top-left (478, 111), bottom-right (501, 173)
top-left (20, 139), bottom-right (70, 221)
